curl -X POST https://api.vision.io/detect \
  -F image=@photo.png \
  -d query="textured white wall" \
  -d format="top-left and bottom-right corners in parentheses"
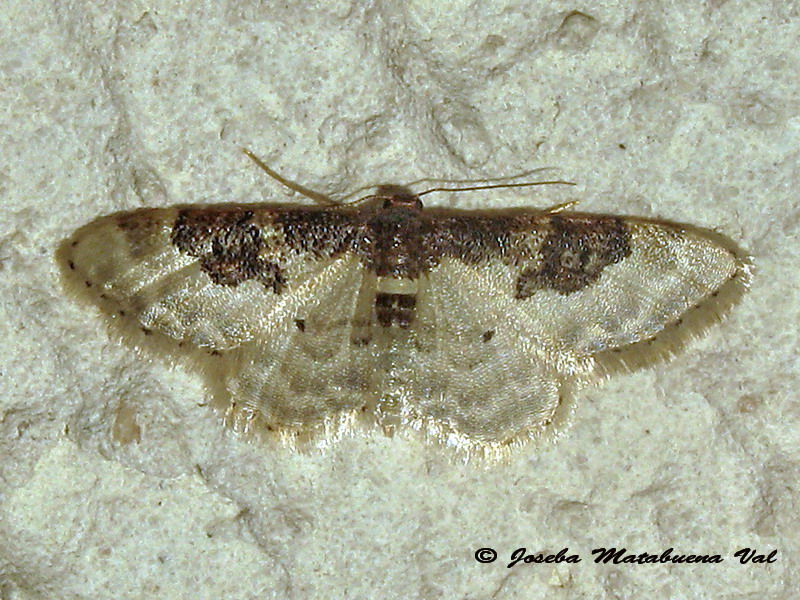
top-left (0, 0), bottom-right (796, 598)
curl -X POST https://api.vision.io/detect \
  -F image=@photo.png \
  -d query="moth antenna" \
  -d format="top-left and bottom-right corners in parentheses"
top-left (416, 179), bottom-right (576, 198)
top-left (241, 147), bottom-right (338, 206)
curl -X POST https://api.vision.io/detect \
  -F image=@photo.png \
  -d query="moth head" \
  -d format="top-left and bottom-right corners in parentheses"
top-left (373, 185), bottom-right (424, 211)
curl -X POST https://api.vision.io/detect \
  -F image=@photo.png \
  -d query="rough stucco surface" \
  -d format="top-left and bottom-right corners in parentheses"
top-left (1, 1), bottom-right (797, 598)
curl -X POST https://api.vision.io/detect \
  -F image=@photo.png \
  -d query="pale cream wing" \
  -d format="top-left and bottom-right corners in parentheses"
top-left (395, 218), bottom-right (748, 449)
top-left (511, 218), bottom-right (750, 373)
top-left (59, 208), bottom-right (354, 352)
top-left (221, 268), bottom-right (385, 438)
top-left (59, 208), bottom-right (381, 438)
top-left (392, 258), bottom-right (580, 450)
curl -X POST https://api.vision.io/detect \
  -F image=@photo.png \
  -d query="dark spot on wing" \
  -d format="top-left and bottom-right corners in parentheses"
top-left (171, 208), bottom-right (286, 292)
top-left (516, 215), bottom-right (631, 297)
top-left (294, 319), bottom-right (306, 332)
top-left (482, 329), bottom-right (495, 343)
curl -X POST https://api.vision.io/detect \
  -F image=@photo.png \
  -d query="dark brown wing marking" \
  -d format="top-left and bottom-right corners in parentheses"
top-left (515, 215), bottom-right (631, 297)
top-left (171, 208), bottom-right (286, 292)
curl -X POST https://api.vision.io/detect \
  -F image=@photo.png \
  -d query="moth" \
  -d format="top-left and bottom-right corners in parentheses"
top-left (57, 151), bottom-right (751, 456)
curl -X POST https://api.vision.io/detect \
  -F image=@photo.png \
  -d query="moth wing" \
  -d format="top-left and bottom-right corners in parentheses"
top-left (395, 258), bottom-right (577, 451)
top-left (59, 208), bottom-right (382, 439)
top-left (220, 268), bottom-right (385, 438)
top-left (59, 208), bottom-right (349, 351)
top-left (397, 216), bottom-right (748, 450)
top-left (510, 217), bottom-right (750, 373)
